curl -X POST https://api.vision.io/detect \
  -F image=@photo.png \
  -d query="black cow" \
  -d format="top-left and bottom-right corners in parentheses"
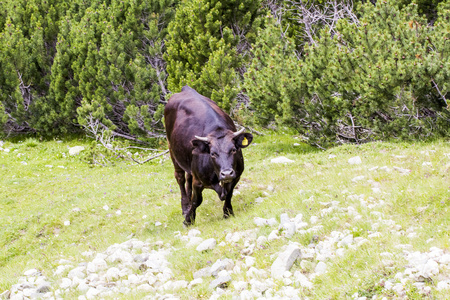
top-left (164, 86), bottom-right (253, 225)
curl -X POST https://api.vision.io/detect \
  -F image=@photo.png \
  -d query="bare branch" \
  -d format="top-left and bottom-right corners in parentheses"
top-left (288, 0), bottom-right (358, 46)
top-left (128, 149), bottom-right (169, 165)
top-left (431, 78), bottom-right (448, 107)
top-left (16, 71), bottom-right (33, 111)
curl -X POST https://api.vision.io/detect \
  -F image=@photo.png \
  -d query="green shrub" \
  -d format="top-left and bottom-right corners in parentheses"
top-left (165, 0), bottom-right (262, 111)
top-left (243, 15), bottom-right (304, 127)
top-left (247, 0), bottom-right (450, 148)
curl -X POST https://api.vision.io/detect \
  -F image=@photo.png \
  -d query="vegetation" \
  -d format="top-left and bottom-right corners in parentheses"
top-left (1, 0), bottom-right (449, 147)
top-left (0, 134), bottom-right (449, 298)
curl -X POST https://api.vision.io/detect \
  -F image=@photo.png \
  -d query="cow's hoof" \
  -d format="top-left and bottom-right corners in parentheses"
top-left (183, 219), bottom-right (194, 227)
top-left (223, 212), bottom-right (234, 219)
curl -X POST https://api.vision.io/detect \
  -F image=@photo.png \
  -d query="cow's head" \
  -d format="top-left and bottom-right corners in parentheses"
top-left (192, 128), bottom-right (253, 184)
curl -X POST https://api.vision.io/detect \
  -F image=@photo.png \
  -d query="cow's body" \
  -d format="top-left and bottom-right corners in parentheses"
top-left (165, 86), bottom-right (253, 225)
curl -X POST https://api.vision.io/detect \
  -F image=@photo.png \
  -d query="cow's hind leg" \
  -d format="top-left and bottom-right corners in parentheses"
top-left (184, 177), bottom-right (203, 226)
top-left (172, 159), bottom-right (190, 216)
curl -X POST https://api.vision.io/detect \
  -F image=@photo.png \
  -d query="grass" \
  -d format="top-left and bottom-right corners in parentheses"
top-left (0, 133), bottom-right (449, 299)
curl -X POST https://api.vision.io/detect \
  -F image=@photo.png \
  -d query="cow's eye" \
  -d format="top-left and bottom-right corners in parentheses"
top-left (231, 148), bottom-right (237, 154)
top-left (211, 152), bottom-right (218, 158)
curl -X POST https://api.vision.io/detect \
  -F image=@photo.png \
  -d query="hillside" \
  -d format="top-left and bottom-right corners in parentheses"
top-left (0, 134), bottom-right (449, 299)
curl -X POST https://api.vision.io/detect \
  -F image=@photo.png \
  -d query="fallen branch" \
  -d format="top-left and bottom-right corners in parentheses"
top-left (128, 149), bottom-right (169, 165)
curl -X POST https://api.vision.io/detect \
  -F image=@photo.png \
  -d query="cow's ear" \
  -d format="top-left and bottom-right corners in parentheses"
top-left (234, 133), bottom-right (253, 148)
top-left (192, 139), bottom-right (210, 154)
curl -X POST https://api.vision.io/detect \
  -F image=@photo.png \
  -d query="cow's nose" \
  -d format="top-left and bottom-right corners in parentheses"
top-left (220, 169), bottom-right (235, 181)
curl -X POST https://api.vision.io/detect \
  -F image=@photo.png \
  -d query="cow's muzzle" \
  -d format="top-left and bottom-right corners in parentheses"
top-left (219, 169), bottom-right (235, 184)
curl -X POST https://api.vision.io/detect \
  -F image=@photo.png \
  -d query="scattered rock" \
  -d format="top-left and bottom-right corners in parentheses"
top-left (193, 267), bottom-right (211, 279)
top-left (69, 146), bottom-right (85, 156)
top-left (196, 238), bottom-right (217, 252)
top-left (23, 269), bottom-right (40, 277)
top-left (270, 156), bottom-right (294, 164)
top-left (314, 261), bottom-right (327, 275)
top-left (210, 259), bottom-right (234, 277)
top-left (393, 166), bottom-right (411, 174)
top-left (271, 244), bottom-right (301, 279)
top-left (209, 275), bottom-right (232, 289)
top-left (348, 156), bottom-right (362, 165)
top-left (186, 237), bottom-right (203, 247)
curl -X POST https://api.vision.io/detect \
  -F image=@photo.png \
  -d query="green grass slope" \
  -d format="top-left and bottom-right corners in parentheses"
top-left (0, 134), bottom-right (449, 299)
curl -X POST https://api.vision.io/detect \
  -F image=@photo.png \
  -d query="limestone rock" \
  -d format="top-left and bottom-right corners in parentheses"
top-left (271, 156), bottom-right (294, 164)
top-left (196, 238), bottom-right (217, 252)
top-left (69, 146), bottom-right (85, 156)
top-left (271, 244), bottom-right (301, 279)
top-left (348, 156), bottom-right (362, 165)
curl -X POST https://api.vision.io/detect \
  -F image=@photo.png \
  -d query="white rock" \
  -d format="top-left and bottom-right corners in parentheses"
top-left (86, 258), bottom-right (107, 273)
top-left (393, 166), bottom-right (410, 174)
top-left (245, 256), bottom-right (256, 268)
top-left (209, 275), bottom-right (232, 289)
top-left (60, 278), bottom-right (72, 289)
top-left (352, 176), bottom-right (365, 182)
top-left (166, 280), bottom-right (188, 290)
top-left (196, 238), bottom-right (217, 252)
top-left (233, 281), bottom-right (248, 291)
top-left (188, 229), bottom-right (201, 237)
top-left (250, 279), bottom-right (269, 293)
top-left (246, 267), bottom-right (267, 279)
top-left (379, 166), bottom-right (391, 172)
top-left (372, 187), bottom-right (381, 193)
top-left (339, 234), bottom-right (353, 247)
top-left (210, 258), bottom-right (234, 277)
top-left (256, 236), bottom-right (268, 246)
top-left (193, 267), bottom-right (211, 279)
top-left (68, 267), bottom-right (86, 279)
top-left (189, 278), bottom-right (203, 288)
top-left (336, 248), bottom-right (345, 257)
top-left (64, 221), bottom-right (70, 226)
top-left (348, 156), bottom-right (362, 164)
top-left (437, 280), bottom-right (450, 291)
top-left (69, 146), bottom-right (85, 156)
top-left (24, 269), bottom-right (40, 277)
top-left (310, 216), bottom-right (319, 224)
top-left (255, 197), bottom-right (264, 203)
top-left (421, 259), bottom-right (439, 276)
top-left (293, 271), bottom-right (313, 288)
top-left (106, 267), bottom-right (121, 281)
top-left (314, 261), bottom-right (327, 274)
top-left (253, 217), bottom-right (267, 227)
top-left (268, 230), bottom-right (279, 241)
top-left (271, 156), bottom-right (294, 164)
top-left (77, 282), bottom-right (89, 292)
top-left (22, 288), bottom-right (34, 297)
top-left (86, 287), bottom-right (100, 299)
top-left (439, 254), bottom-right (450, 264)
top-left (281, 222), bottom-right (296, 238)
top-left (267, 218), bottom-right (278, 226)
top-left (280, 213), bottom-right (290, 225)
top-left (186, 237), bottom-right (203, 247)
top-left (271, 244), bottom-right (301, 279)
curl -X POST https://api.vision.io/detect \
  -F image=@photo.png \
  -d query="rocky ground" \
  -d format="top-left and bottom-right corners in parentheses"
top-left (2, 156), bottom-right (450, 300)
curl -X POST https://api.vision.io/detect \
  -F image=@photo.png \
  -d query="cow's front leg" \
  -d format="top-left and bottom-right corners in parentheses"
top-left (223, 181), bottom-right (238, 219)
top-left (184, 178), bottom-right (204, 226)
